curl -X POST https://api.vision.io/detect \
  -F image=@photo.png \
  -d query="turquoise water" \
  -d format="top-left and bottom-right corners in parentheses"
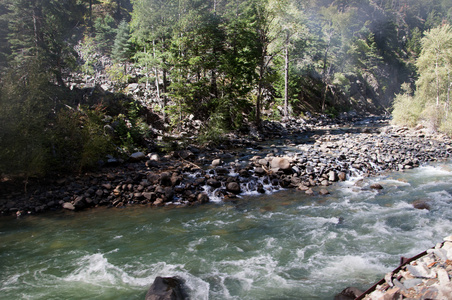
top-left (2, 162), bottom-right (452, 299)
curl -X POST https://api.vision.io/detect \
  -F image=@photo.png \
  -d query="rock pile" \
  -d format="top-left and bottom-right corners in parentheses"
top-left (357, 235), bottom-right (452, 300)
top-left (1, 117), bottom-right (452, 217)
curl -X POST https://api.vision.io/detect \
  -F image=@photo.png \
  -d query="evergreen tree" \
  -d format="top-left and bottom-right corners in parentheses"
top-left (112, 19), bottom-right (131, 64)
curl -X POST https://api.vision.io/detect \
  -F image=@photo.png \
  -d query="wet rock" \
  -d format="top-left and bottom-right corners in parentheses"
top-left (305, 188), bottom-right (314, 195)
top-left (197, 193), bottom-right (209, 204)
top-left (207, 178), bottom-right (221, 188)
top-left (254, 167), bottom-right (266, 176)
top-left (334, 287), bottom-right (363, 300)
top-left (413, 199), bottom-right (431, 210)
top-left (145, 276), bottom-right (188, 300)
top-left (319, 188), bottom-right (330, 195)
top-left (370, 183), bottom-right (383, 190)
top-left (338, 172), bottom-right (347, 181)
top-left (226, 182), bottom-right (241, 194)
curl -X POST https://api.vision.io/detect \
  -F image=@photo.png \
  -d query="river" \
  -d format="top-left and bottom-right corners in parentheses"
top-left (2, 161), bottom-right (452, 299)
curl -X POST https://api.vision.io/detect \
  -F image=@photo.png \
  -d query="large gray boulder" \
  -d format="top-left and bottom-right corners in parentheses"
top-left (145, 276), bottom-right (188, 300)
top-left (270, 157), bottom-right (291, 171)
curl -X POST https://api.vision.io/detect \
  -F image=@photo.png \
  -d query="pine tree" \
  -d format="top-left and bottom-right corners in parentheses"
top-left (112, 19), bottom-right (131, 64)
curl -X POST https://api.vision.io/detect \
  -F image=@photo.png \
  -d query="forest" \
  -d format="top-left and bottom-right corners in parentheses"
top-left (0, 0), bottom-right (451, 178)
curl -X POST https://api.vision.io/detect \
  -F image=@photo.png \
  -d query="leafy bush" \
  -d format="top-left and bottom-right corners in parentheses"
top-left (391, 83), bottom-right (422, 127)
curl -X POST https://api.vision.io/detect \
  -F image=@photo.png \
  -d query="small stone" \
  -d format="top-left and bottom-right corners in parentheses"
top-left (62, 202), bottom-right (75, 211)
top-left (305, 188), bottom-right (314, 195)
top-left (402, 278), bottom-right (423, 289)
top-left (297, 184), bottom-right (309, 191)
top-left (328, 171), bottom-right (338, 182)
top-left (130, 151), bottom-right (146, 161)
top-left (212, 159), bottom-right (222, 167)
top-left (436, 268), bottom-right (450, 285)
top-left (197, 193), bottom-right (209, 204)
top-left (406, 264), bottom-right (435, 278)
top-left (383, 287), bottom-right (402, 300)
top-left (338, 172), bottom-right (347, 181)
top-left (319, 188), bottom-right (330, 195)
top-left (254, 167), bottom-right (266, 176)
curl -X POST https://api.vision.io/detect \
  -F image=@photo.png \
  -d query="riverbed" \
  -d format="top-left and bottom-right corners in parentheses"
top-left (2, 160), bottom-right (452, 299)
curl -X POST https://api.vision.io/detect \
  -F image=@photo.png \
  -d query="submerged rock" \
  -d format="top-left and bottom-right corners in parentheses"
top-left (412, 199), bottom-right (431, 210)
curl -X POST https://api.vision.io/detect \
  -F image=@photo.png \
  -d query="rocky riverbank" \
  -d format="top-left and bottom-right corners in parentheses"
top-left (346, 235), bottom-right (452, 300)
top-left (1, 115), bottom-right (451, 217)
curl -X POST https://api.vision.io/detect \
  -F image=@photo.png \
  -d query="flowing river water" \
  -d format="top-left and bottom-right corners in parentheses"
top-left (2, 159), bottom-right (452, 299)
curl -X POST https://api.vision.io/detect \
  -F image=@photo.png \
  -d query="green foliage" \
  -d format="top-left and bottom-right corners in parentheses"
top-left (0, 63), bottom-right (51, 177)
top-left (50, 105), bottom-right (114, 172)
top-left (197, 112), bottom-right (227, 146)
top-left (112, 19), bottom-right (131, 64)
top-left (106, 63), bottom-right (132, 85)
top-left (94, 14), bottom-right (117, 54)
top-left (111, 100), bottom-right (148, 153)
top-left (0, 60), bottom-right (114, 176)
top-left (391, 83), bottom-right (421, 127)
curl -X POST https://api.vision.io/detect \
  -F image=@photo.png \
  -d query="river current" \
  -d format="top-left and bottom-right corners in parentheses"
top-left (2, 161), bottom-right (452, 299)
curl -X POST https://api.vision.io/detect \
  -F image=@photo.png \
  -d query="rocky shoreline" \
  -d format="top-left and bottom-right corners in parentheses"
top-left (334, 235), bottom-right (452, 300)
top-left (1, 115), bottom-right (451, 217)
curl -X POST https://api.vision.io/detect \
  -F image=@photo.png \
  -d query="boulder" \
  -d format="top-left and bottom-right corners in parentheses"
top-left (226, 182), bottom-right (241, 194)
top-left (62, 202), bottom-right (75, 211)
top-left (130, 152), bottom-right (146, 161)
top-left (212, 159), bottom-right (222, 167)
top-left (197, 193), bottom-right (209, 204)
top-left (73, 196), bottom-right (86, 209)
top-left (370, 183), bottom-right (383, 190)
top-left (334, 287), bottom-right (363, 300)
top-left (207, 178), bottom-right (221, 188)
top-left (145, 276), bottom-right (188, 300)
top-left (160, 172), bottom-right (172, 187)
top-left (270, 157), bottom-right (291, 171)
top-left (412, 199), bottom-right (431, 210)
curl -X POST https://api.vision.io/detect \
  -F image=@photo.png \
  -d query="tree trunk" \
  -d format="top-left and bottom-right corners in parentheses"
top-left (32, 0), bottom-right (44, 54)
top-left (153, 40), bottom-right (161, 101)
top-left (284, 45), bottom-right (289, 121)
top-left (256, 61), bottom-right (264, 127)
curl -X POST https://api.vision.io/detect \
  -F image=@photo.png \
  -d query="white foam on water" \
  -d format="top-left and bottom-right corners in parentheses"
top-left (188, 237), bottom-right (207, 252)
top-left (62, 253), bottom-right (211, 299)
top-left (416, 165), bottom-right (452, 177)
top-left (201, 185), bottom-right (223, 203)
top-left (312, 254), bottom-right (389, 282)
top-left (64, 253), bottom-right (153, 286)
